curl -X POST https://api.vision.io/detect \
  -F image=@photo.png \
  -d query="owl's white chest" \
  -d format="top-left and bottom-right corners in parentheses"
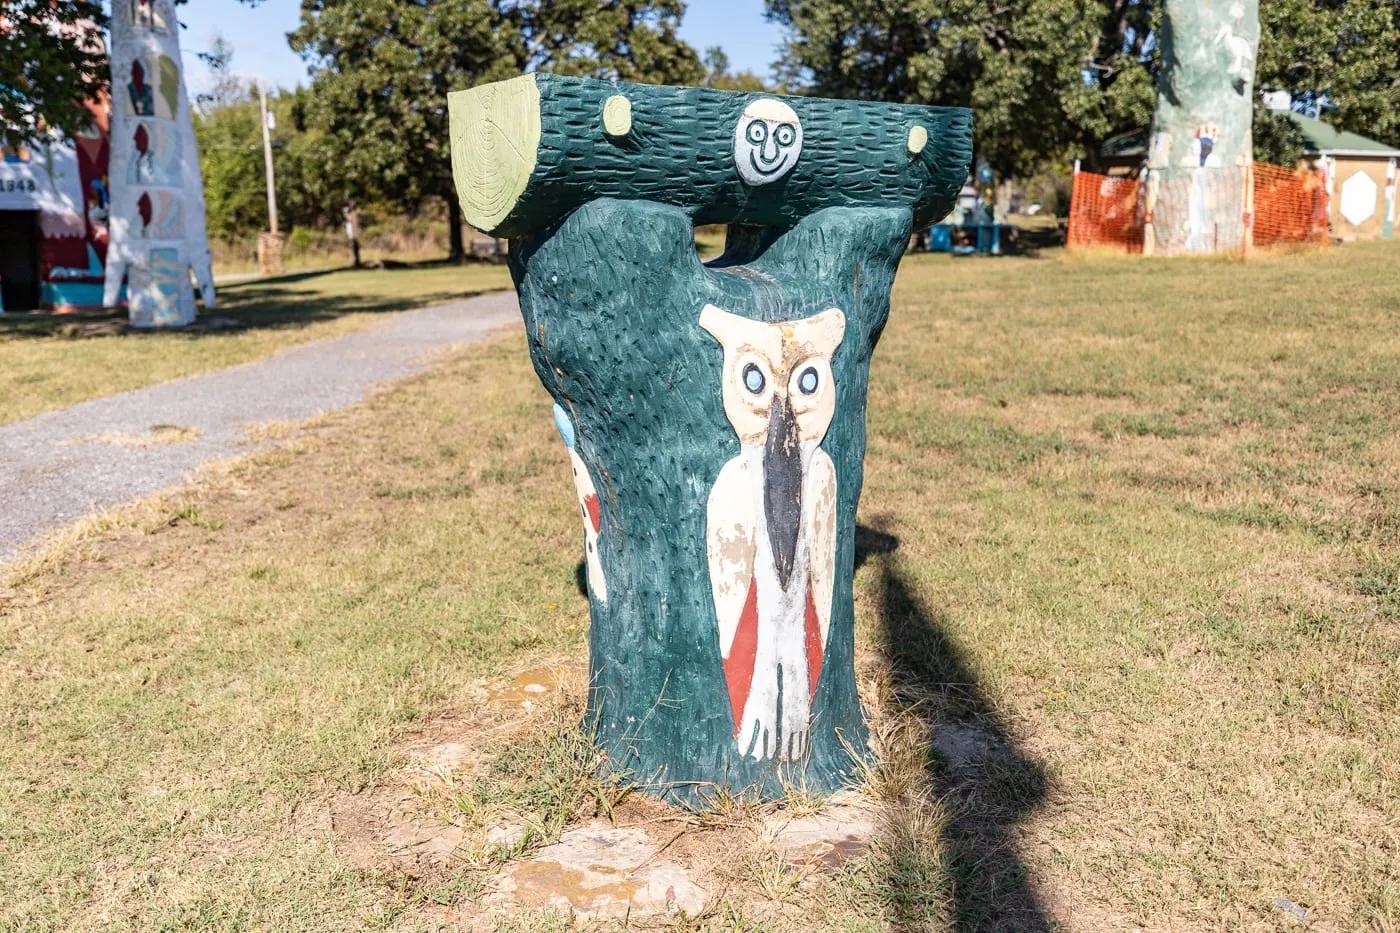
top-left (735, 442), bottom-right (818, 760)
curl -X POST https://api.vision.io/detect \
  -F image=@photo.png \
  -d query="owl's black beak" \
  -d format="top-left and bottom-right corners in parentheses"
top-left (764, 392), bottom-right (803, 592)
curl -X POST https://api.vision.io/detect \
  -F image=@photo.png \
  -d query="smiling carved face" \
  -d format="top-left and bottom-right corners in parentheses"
top-left (733, 98), bottom-right (803, 187)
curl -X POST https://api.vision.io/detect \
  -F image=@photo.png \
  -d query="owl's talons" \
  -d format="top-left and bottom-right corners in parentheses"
top-left (785, 729), bottom-right (811, 761)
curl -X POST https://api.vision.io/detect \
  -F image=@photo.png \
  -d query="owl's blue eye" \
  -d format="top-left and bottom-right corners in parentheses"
top-left (743, 363), bottom-right (766, 394)
top-left (798, 367), bottom-right (819, 395)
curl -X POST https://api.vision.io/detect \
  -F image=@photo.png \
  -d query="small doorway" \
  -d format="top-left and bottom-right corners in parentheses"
top-left (0, 210), bottom-right (41, 311)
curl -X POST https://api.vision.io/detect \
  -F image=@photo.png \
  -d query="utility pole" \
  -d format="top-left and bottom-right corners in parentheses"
top-left (256, 81), bottom-right (284, 275)
top-left (258, 82), bottom-right (278, 235)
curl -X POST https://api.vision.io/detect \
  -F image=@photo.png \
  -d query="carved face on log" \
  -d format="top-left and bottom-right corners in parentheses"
top-left (733, 99), bottom-right (803, 187)
top-left (699, 304), bottom-right (845, 762)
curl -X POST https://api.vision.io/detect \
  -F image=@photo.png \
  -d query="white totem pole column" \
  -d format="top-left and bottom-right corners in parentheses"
top-left (103, 0), bottom-right (215, 327)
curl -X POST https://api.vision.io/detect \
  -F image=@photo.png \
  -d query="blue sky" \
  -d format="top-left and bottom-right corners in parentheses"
top-left (179, 0), bottom-right (785, 96)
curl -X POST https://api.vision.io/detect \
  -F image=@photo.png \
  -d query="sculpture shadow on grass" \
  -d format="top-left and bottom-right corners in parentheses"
top-left (857, 519), bottom-right (1053, 933)
top-left (574, 523), bottom-right (1051, 926)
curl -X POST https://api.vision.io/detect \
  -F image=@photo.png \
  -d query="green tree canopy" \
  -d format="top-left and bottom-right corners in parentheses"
top-left (0, 1), bottom-right (108, 148)
top-left (195, 83), bottom-right (345, 242)
top-left (1258, 0), bottom-right (1400, 148)
top-left (289, 0), bottom-right (705, 260)
top-left (763, 0), bottom-right (1159, 177)
top-left (1, 0), bottom-right (270, 148)
top-left (765, 0), bottom-right (1400, 175)
top-left (192, 36), bottom-right (342, 241)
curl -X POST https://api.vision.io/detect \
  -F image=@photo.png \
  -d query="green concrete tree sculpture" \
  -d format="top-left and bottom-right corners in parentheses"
top-left (1144, 0), bottom-right (1260, 256)
top-left (450, 74), bottom-right (971, 801)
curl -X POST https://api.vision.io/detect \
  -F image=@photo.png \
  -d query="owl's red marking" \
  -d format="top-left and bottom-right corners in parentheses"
top-left (804, 584), bottom-right (823, 700)
top-left (724, 577), bottom-right (760, 736)
top-left (583, 493), bottom-right (601, 533)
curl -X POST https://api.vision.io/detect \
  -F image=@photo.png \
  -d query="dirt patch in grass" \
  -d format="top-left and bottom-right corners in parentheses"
top-left (65, 423), bottom-right (203, 447)
top-left (326, 662), bottom-right (589, 876)
top-left (332, 661), bottom-right (913, 931)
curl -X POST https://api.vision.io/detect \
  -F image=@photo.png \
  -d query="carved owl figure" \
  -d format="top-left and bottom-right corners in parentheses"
top-left (699, 303), bottom-right (845, 762)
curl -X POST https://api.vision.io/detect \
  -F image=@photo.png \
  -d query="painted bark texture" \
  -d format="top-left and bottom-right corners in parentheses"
top-left (449, 74), bottom-right (971, 237)
top-left (451, 74), bottom-right (972, 801)
top-left (1145, 0), bottom-right (1260, 256)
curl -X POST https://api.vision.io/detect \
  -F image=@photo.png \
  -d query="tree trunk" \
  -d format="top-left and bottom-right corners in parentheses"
top-left (451, 75), bottom-right (972, 803)
top-left (1144, 0), bottom-right (1259, 256)
top-left (447, 193), bottom-right (465, 263)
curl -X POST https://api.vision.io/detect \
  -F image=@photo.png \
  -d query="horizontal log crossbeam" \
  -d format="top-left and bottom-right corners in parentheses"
top-left (450, 74), bottom-right (972, 238)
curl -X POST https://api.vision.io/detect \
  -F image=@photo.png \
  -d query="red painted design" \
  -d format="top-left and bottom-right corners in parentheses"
top-left (583, 493), bottom-right (601, 533)
top-left (724, 577), bottom-right (759, 736)
top-left (38, 231), bottom-right (87, 271)
top-left (137, 192), bottom-right (153, 229)
top-left (76, 95), bottom-right (111, 265)
top-left (804, 584), bottom-right (823, 700)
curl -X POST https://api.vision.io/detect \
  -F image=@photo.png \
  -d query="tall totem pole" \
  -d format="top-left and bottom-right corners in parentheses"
top-left (1144, 0), bottom-right (1260, 256)
top-left (104, 0), bottom-right (215, 327)
top-left (451, 75), bottom-right (971, 801)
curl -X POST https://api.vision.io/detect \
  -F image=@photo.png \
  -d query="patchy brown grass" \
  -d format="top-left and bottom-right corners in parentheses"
top-left (0, 263), bottom-right (511, 425)
top-left (2, 241), bottom-right (1399, 930)
top-left (65, 423), bottom-right (203, 448)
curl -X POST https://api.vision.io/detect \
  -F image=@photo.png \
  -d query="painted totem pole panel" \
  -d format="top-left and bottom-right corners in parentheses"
top-left (72, 101), bottom-right (113, 282)
top-left (104, 0), bottom-right (215, 327)
top-left (449, 75), bottom-right (972, 801)
top-left (1144, 0), bottom-right (1260, 256)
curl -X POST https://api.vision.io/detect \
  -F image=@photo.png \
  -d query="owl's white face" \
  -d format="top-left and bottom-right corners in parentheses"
top-left (699, 304), bottom-right (846, 446)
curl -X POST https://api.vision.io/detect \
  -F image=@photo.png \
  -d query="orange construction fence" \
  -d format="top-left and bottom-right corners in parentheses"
top-left (1252, 161), bottom-right (1329, 246)
top-left (1067, 171), bottom-right (1143, 252)
top-left (1067, 162), bottom-right (1328, 253)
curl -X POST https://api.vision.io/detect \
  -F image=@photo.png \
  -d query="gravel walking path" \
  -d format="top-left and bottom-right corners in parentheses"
top-left (0, 292), bottom-right (520, 564)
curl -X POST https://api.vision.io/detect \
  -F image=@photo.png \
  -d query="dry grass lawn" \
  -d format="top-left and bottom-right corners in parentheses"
top-left (1, 241), bottom-right (1397, 931)
top-left (0, 263), bottom-right (511, 426)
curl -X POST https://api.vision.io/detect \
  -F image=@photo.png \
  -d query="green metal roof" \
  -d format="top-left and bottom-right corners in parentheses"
top-left (1285, 112), bottom-right (1400, 156)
